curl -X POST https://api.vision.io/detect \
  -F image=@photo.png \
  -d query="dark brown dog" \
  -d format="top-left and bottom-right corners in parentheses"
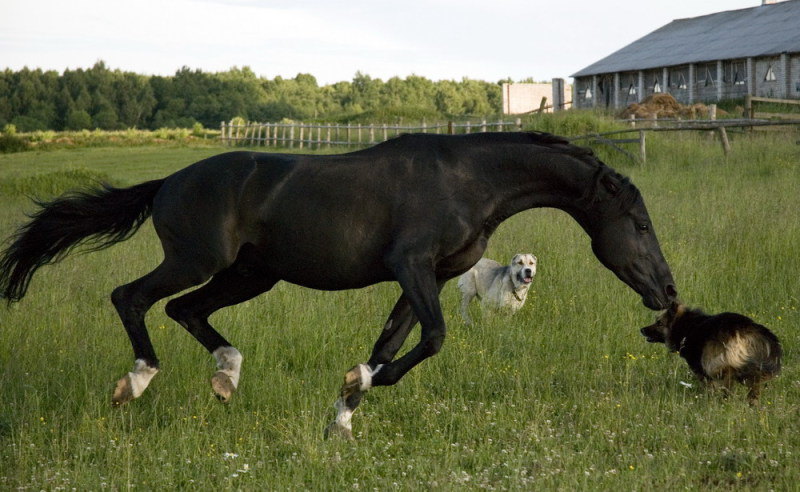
top-left (641, 302), bottom-right (781, 404)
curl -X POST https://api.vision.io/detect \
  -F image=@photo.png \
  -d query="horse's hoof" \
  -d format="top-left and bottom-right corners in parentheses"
top-left (324, 421), bottom-right (354, 441)
top-left (111, 375), bottom-right (135, 406)
top-left (211, 371), bottom-right (236, 403)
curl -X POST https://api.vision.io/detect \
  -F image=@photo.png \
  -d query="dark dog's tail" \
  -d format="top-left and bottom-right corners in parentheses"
top-left (748, 327), bottom-right (783, 377)
top-left (0, 179), bottom-right (165, 302)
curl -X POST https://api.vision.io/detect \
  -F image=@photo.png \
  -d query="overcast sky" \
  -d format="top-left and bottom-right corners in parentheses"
top-left (2, 0), bottom-right (761, 84)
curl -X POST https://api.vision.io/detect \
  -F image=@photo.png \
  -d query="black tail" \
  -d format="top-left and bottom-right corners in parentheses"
top-left (0, 178), bottom-right (165, 302)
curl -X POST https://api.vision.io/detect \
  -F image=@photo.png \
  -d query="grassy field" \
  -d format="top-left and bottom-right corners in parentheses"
top-left (0, 130), bottom-right (798, 490)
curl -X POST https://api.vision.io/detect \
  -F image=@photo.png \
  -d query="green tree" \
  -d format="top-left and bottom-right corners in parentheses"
top-left (65, 108), bottom-right (92, 130)
top-left (435, 80), bottom-right (465, 115)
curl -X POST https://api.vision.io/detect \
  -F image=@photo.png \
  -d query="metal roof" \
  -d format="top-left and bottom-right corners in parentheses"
top-left (572, 0), bottom-right (800, 77)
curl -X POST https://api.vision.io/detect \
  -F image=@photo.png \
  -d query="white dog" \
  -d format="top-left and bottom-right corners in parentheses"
top-left (457, 253), bottom-right (537, 325)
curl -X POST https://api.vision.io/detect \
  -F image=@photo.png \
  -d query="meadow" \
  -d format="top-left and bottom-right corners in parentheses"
top-left (0, 128), bottom-right (798, 490)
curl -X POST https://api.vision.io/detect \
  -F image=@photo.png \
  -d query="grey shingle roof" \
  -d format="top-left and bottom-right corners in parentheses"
top-left (572, 0), bottom-right (800, 77)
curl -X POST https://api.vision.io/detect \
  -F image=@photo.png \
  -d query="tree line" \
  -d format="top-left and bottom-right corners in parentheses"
top-left (0, 61), bottom-right (512, 132)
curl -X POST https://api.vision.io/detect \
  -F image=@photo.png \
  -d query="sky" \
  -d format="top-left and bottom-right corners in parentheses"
top-left (1, 0), bottom-right (762, 85)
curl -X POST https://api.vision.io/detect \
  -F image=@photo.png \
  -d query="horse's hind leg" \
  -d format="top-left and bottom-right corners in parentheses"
top-left (111, 258), bottom-right (215, 405)
top-left (165, 262), bottom-right (277, 403)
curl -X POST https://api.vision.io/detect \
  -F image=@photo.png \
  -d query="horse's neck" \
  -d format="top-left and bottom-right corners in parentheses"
top-left (477, 153), bottom-right (596, 228)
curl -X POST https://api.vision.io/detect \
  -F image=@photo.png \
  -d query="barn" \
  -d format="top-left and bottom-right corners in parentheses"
top-left (572, 0), bottom-right (800, 109)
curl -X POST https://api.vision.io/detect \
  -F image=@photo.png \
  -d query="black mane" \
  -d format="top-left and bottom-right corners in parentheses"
top-left (361, 131), bottom-right (593, 158)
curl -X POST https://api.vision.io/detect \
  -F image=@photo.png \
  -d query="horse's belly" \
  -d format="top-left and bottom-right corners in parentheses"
top-left (258, 238), bottom-right (394, 291)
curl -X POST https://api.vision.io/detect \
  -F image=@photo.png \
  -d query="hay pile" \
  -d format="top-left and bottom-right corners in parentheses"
top-left (618, 93), bottom-right (721, 119)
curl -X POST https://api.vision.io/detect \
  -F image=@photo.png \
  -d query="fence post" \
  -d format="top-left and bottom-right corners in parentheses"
top-left (516, 118), bottom-right (522, 130)
top-left (639, 130), bottom-right (646, 164)
top-left (347, 123), bottom-right (352, 145)
top-left (718, 126), bottom-right (731, 157)
top-left (220, 121), bottom-right (226, 145)
top-left (382, 123), bottom-right (388, 142)
top-left (299, 125), bottom-right (305, 149)
top-left (326, 124), bottom-right (332, 147)
top-left (481, 120), bottom-right (487, 132)
top-left (538, 97), bottom-right (548, 113)
top-left (744, 94), bottom-right (753, 119)
top-left (369, 124), bottom-right (375, 143)
top-left (447, 121), bottom-right (454, 135)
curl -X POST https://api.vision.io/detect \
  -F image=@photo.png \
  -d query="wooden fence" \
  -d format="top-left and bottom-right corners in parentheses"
top-left (220, 119), bottom-right (524, 149)
top-left (572, 116), bottom-right (800, 163)
top-left (221, 100), bottom-right (800, 162)
top-left (745, 94), bottom-right (800, 120)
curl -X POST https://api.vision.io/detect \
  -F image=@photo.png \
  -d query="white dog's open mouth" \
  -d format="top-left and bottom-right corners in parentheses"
top-left (523, 276), bottom-right (533, 284)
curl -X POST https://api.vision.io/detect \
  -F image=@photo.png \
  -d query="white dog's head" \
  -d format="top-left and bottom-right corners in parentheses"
top-left (510, 253), bottom-right (537, 288)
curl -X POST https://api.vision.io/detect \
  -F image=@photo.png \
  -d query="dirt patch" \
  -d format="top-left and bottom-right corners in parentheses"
top-left (618, 93), bottom-right (724, 119)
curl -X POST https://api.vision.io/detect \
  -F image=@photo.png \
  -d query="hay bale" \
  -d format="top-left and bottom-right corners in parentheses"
top-left (618, 93), bottom-right (714, 120)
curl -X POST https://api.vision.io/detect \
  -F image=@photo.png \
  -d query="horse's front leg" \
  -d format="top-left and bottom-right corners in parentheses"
top-left (325, 258), bottom-right (445, 439)
top-left (325, 296), bottom-right (417, 440)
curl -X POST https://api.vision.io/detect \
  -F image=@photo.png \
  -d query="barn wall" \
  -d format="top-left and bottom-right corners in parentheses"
top-left (792, 54), bottom-right (800, 97)
top-left (573, 52), bottom-right (799, 109)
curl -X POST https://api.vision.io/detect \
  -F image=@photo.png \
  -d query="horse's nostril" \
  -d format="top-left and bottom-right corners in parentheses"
top-left (665, 284), bottom-right (677, 298)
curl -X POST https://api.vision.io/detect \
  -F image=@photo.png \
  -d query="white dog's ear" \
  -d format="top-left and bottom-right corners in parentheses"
top-left (511, 254), bottom-right (522, 265)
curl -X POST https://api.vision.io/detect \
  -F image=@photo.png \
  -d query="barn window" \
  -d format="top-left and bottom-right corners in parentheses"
top-left (764, 65), bottom-right (777, 81)
top-left (733, 64), bottom-right (745, 85)
top-left (628, 76), bottom-right (637, 95)
top-left (585, 88), bottom-right (593, 99)
top-left (677, 73), bottom-right (687, 89)
top-left (704, 68), bottom-right (715, 87)
top-left (653, 77), bottom-right (662, 93)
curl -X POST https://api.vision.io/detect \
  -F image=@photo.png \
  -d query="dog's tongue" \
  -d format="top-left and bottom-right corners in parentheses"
top-left (523, 276), bottom-right (532, 283)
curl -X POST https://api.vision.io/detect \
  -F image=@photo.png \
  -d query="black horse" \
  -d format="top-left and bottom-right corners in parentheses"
top-left (0, 132), bottom-right (676, 439)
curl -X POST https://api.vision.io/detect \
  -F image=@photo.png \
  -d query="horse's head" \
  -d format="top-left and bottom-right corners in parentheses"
top-left (580, 170), bottom-right (677, 310)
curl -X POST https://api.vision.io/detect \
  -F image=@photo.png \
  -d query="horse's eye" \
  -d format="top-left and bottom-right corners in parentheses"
top-left (637, 223), bottom-right (649, 232)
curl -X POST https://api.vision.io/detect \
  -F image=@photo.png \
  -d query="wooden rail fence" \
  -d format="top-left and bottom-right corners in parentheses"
top-left (221, 98), bottom-right (799, 162)
top-left (220, 119), bottom-right (524, 149)
top-left (572, 115), bottom-right (800, 162)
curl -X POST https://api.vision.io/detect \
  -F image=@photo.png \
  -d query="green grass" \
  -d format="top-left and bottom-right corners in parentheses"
top-left (0, 130), bottom-right (798, 490)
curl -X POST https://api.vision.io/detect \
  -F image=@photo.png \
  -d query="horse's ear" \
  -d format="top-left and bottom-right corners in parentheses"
top-left (600, 174), bottom-right (621, 195)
